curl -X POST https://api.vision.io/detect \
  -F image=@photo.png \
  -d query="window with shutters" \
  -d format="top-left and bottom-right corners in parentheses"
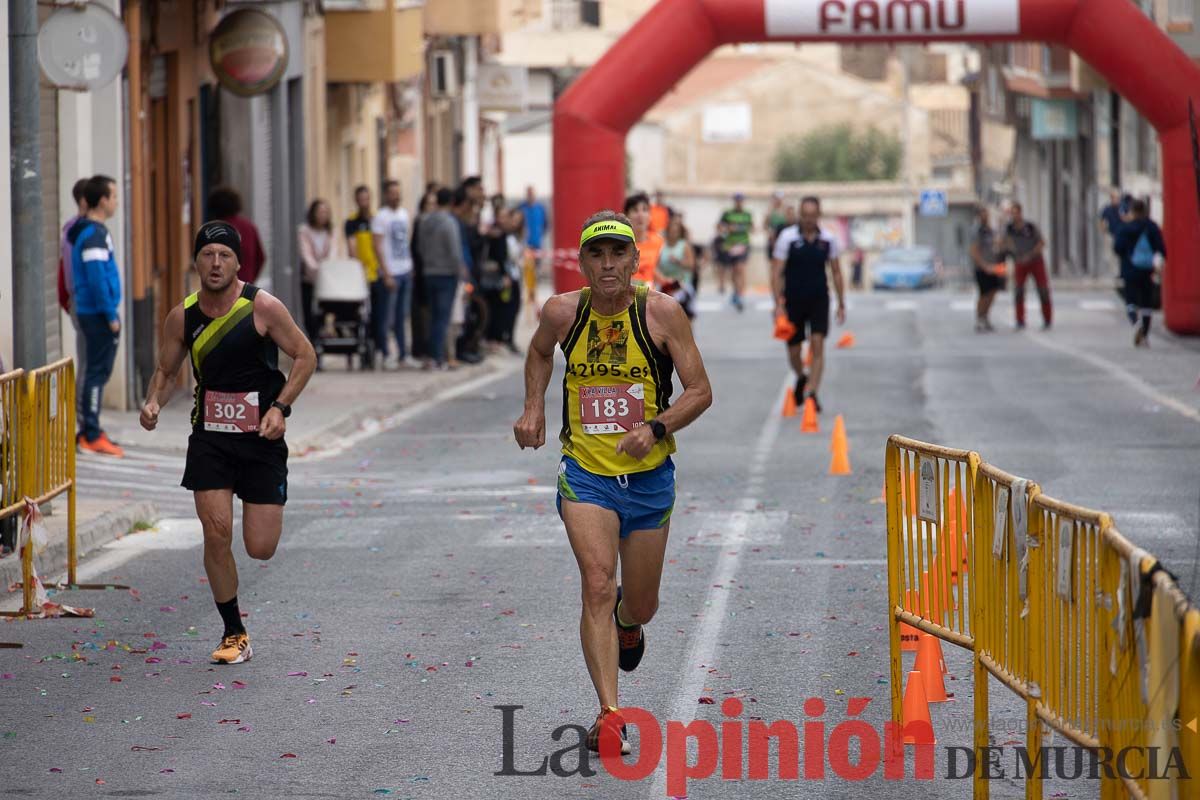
top-left (1168, 0), bottom-right (1193, 32)
top-left (580, 0), bottom-right (600, 26)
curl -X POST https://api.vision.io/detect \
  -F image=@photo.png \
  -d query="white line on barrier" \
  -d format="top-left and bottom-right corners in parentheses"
top-left (294, 361), bottom-right (523, 462)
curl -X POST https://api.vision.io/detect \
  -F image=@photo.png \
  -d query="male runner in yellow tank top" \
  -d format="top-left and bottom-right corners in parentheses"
top-left (514, 210), bottom-right (713, 755)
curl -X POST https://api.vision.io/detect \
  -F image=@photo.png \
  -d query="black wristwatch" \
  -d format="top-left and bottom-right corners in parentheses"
top-left (271, 400), bottom-right (292, 418)
top-left (649, 419), bottom-right (667, 441)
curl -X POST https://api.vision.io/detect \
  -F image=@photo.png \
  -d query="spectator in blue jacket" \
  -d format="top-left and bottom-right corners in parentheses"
top-left (1113, 198), bottom-right (1166, 348)
top-left (67, 174), bottom-right (124, 456)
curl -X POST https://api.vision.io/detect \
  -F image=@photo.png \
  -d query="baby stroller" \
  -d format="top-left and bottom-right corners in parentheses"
top-left (313, 258), bottom-right (374, 370)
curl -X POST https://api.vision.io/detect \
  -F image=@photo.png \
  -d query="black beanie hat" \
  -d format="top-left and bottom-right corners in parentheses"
top-left (194, 220), bottom-right (242, 261)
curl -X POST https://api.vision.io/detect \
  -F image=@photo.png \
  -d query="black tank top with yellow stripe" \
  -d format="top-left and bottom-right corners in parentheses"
top-left (185, 284), bottom-right (286, 433)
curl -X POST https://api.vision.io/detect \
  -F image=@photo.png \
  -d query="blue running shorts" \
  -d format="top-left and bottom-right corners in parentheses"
top-left (556, 456), bottom-right (676, 539)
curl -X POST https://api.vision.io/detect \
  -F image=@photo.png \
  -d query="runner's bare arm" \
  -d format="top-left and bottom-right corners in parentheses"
top-left (649, 294), bottom-right (712, 435)
top-left (139, 305), bottom-right (188, 431)
top-left (257, 291), bottom-right (317, 409)
top-left (514, 293), bottom-right (575, 449)
top-left (771, 257), bottom-right (785, 307)
top-left (829, 255), bottom-right (846, 324)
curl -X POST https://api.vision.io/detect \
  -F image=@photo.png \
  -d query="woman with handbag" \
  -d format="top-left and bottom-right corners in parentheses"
top-left (969, 205), bottom-right (1005, 333)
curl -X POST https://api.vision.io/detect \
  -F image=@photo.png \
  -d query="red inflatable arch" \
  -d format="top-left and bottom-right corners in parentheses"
top-left (553, 0), bottom-right (1200, 333)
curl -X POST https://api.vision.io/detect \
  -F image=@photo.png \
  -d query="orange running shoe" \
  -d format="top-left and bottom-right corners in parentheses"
top-left (211, 632), bottom-right (252, 664)
top-left (80, 433), bottom-right (124, 458)
top-left (586, 706), bottom-right (630, 755)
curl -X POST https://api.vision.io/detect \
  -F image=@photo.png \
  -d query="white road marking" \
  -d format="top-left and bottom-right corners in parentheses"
top-left (1079, 299), bottom-right (1117, 311)
top-left (1107, 511), bottom-right (1188, 531)
top-left (295, 362), bottom-right (523, 462)
top-left (1025, 335), bottom-right (1200, 424)
top-left (0, 519), bottom-right (204, 612)
top-left (648, 376), bottom-right (788, 797)
top-left (949, 300), bottom-right (974, 312)
top-left (885, 299), bottom-right (918, 311)
top-left (398, 485), bottom-right (556, 497)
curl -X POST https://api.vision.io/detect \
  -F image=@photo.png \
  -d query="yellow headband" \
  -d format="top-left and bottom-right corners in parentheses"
top-left (579, 220), bottom-right (636, 248)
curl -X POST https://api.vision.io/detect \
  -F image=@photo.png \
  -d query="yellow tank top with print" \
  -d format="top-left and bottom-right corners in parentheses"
top-left (559, 284), bottom-right (675, 476)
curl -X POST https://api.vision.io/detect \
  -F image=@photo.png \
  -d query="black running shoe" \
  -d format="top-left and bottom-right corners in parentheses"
top-left (793, 373), bottom-right (807, 404)
top-left (806, 392), bottom-right (822, 414)
top-left (614, 586), bottom-right (645, 672)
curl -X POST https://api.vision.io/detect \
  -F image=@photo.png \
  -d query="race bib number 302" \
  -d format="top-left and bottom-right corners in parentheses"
top-left (203, 391), bottom-right (260, 433)
top-left (580, 384), bottom-right (645, 434)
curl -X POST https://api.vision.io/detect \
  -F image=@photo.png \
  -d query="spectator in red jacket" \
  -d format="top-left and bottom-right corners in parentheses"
top-left (207, 186), bottom-right (266, 284)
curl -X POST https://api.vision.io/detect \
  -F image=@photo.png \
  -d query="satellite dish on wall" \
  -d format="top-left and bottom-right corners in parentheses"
top-left (37, 2), bottom-right (129, 91)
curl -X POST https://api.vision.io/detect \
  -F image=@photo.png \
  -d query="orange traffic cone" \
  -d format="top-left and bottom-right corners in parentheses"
top-left (930, 553), bottom-right (956, 612)
top-left (800, 397), bottom-right (819, 433)
top-left (898, 468), bottom-right (917, 512)
top-left (900, 589), bottom-right (919, 652)
top-left (947, 488), bottom-right (969, 575)
top-left (829, 415), bottom-right (851, 475)
top-left (836, 331), bottom-right (856, 348)
top-left (901, 670), bottom-right (936, 745)
top-left (920, 570), bottom-right (943, 625)
top-left (915, 634), bottom-right (948, 701)
top-left (782, 389), bottom-right (797, 418)
top-left (917, 631), bottom-right (948, 675)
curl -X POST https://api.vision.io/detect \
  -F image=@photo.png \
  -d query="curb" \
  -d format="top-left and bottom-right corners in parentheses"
top-left (0, 501), bottom-right (159, 592)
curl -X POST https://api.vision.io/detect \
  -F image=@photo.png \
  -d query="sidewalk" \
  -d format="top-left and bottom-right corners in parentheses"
top-left (2, 306), bottom-right (537, 600)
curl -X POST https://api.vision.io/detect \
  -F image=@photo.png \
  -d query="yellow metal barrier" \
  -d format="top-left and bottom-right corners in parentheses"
top-left (0, 368), bottom-right (31, 633)
top-left (886, 436), bottom-right (1199, 800)
top-left (972, 461), bottom-right (1044, 800)
top-left (1, 359), bottom-right (125, 619)
top-left (24, 359), bottom-right (78, 584)
top-left (885, 435), bottom-right (979, 742)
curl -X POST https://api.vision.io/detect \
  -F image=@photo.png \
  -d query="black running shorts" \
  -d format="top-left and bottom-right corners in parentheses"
top-left (182, 431), bottom-right (288, 505)
top-left (785, 294), bottom-right (830, 345)
top-left (975, 268), bottom-right (1003, 294)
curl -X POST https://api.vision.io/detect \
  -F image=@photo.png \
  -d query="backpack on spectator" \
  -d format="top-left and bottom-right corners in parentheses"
top-left (1131, 229), bottom-right (1156, 270)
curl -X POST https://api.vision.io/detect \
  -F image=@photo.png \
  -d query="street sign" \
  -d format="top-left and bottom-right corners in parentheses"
top-left (1031, 98), bottom-right (1078, 140)
top-left (478, 64), bottom-right (528, 112)
top-left (37, 3), bottom-right (129, 91)
top-left (918, 189), bottom-right (948, 217)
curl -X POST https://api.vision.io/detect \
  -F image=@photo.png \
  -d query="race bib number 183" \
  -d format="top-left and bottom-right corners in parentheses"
top-left (203, 391), bottom-right (261, 433)
top-left (580, 384), bottom-right (645, 434)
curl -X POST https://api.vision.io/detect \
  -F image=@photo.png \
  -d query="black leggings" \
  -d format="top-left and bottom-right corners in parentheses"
top-left (1124, 271), bottom-right (1155, 333)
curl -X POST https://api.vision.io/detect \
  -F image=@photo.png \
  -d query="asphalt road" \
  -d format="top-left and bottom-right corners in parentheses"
top-left (2, 287), bottom-right (1198, 799)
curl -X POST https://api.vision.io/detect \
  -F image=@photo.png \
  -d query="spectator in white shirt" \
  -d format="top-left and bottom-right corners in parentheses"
top-left (372, 180), bottom-right (417, 368)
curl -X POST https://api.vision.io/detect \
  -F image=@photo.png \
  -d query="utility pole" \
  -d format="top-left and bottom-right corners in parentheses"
top-left (9, 0), bottom-right (47, 369)
top-left (899, 45), bottom-right (916, 248)
top-left (461, 36), bottom-right (480, 177)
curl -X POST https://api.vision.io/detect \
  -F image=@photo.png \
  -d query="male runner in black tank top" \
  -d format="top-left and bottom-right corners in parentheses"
top-left (139, 221), bottom-right (316, 664)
